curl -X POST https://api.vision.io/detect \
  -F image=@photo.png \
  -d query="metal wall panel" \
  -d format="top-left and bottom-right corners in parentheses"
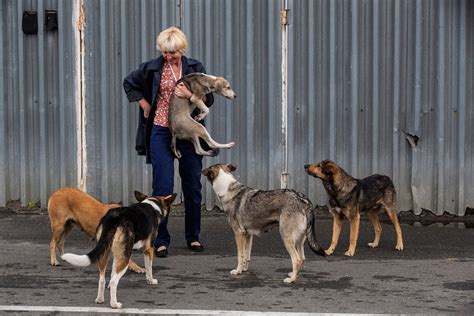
top-left (0, 0), bottom-right (78, 206)
top-left (181, 0), bottom-right (283, 208)
top-left (288, 0), bottom-right (473, 215)
top-left (1, 0), bottom-right (472, 215)
top-left (82, 0), bottom-right (180, 205)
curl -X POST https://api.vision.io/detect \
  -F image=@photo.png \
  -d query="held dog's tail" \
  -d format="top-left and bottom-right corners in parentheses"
top-left (306, 208), bottom-right (326, 257)
top-left (61, 223), bottom-right (118, 267)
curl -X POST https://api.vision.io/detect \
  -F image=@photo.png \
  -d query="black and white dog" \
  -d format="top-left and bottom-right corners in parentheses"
top-left (61, 191), bottom-right (176, 309)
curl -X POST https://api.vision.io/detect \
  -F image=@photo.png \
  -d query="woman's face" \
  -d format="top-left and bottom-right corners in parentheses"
top-left (162, 50), bottom-right (182, 65)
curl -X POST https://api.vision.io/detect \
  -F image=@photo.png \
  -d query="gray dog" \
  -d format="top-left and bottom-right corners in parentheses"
top-left (202, 163), bottom-right (325, 283)
top-left (169, 73), bottom-right (237, 158)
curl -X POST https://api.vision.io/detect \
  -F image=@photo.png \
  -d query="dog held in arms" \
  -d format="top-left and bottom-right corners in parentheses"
top-left (61, 191), bottom-right (176, 309)
top-left (304, 160), bottom-right (404, 257)
top-left (47, 187), bottom-right (144, 273)
top-left (169, 73), bottom-right (237, 158)
top-left (202, 163), bottom-right (325, 283)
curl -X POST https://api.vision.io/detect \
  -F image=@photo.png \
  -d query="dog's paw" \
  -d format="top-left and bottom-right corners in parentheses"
top-left (226, 142), bottom-right (235, 149)
top-left (284, 277), bottom-right (296, 283)
top-left (195, 113), bottom-right (206, 121)
top-left (230, 269), bottom-right (242, 275)
top-left (110, 302), bottom-right (122, 309)
top-left (324, 248), bottom-right (334, 256)
top-left (368, 242), bottom-right (379, 248)
top-left (95, 297), bottom-right (104, 304)
top-left (344, 250), bottom-right (355, 257)
top-left (147, 278), bottom-right (158, 285)
top-left (210, 149), bottom-right (220, 157)
top-left (51, 260), bottom-right (60, 266)
top-left (287, 272), bottom-right (295, 278)
top-left (395, 244), bottom-right (404, 251)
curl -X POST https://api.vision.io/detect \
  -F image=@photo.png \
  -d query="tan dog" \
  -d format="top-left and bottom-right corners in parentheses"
top-left (48, 187), bottom-right (144, 273)
top-left (305, 160), bottom-right (404, 257)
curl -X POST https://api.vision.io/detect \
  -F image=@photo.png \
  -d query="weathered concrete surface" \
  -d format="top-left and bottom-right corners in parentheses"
top-left (0, 210), bottom-right (473, 314)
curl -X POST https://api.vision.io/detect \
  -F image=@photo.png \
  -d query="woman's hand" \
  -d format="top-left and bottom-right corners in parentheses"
top-left (138, 99), bottom-right (151, 118)
top-left (174, 82), bottom-right (193, 99)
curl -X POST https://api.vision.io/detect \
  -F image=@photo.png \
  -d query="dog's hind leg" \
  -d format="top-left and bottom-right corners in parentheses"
top-left (171, 134), bottom-right (181, 159)
top-left (95, 252), bottom-right (109, 304)
top-left (108, 259), bottom-right (128, 309)
top-left (384, 204), bottom-right (404, 251)
top-left (144, 245), bottom-right (157, 284)
top-left (191, 135), bottom-right (219, 157)
top-left (243, 235), bottom-right (253, 271)
top-left (57, 220), bottom-right (74, 256)
top-left (281, 235), bottom-right (301, 283)
top-left (367, 209), bottom-right (382, 248)
top-left (325, 208), bottom-right (344, 256)
top-left (196, 127), bottom-right (235, 150)
top-left (49, 227), bottom-right (62, 266)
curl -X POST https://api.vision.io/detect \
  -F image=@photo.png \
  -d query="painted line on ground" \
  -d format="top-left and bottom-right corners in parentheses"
top-left (0, 305), bottom-right (329, 315)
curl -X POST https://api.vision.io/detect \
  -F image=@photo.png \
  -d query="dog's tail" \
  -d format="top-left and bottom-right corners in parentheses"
top-left (306, 207), bottom-right (326, 257)
top-left (61, 222), bottom-right (118, 267)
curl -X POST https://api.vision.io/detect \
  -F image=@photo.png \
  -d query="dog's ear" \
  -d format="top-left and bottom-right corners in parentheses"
top-left (227, 164), bottom-right (237, 172)
top-left (201, 168), bottom-right (211, 177)
top-left (214, 77), bottom-right (226, 91)
top-left (163, 193), bottom-right (177, 206)
top-left (134, 190), bottom-right (148, 202)
top-left (321, 161), bottom-right (336, 176)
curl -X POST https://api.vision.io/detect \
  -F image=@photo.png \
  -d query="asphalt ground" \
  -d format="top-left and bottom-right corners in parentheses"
top-left (0, 208), bottom-right (473, 315)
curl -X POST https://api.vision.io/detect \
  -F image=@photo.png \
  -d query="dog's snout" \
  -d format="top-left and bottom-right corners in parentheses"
top-left (304, 164), bottom-right (309, 169)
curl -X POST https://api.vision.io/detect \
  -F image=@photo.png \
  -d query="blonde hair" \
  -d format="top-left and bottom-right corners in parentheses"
top-left (156, 27), bottom-right (188, 53)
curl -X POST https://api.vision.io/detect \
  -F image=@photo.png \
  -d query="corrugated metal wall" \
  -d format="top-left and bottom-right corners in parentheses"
top-left (287, 0), bottom-right (473, 215)
top-left (0, 0), bottom-right (78, 206)
top-left (1, 0), bottom-right (472, 215)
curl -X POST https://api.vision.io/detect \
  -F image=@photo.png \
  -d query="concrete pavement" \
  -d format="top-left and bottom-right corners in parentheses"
top-left (0, 208), bottom-right (473, 314)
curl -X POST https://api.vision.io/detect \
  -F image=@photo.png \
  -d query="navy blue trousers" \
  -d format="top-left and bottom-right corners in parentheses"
top-left (150, 125), bottom-right (203, 248)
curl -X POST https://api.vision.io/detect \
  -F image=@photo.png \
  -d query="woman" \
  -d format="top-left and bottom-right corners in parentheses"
top-left (123, 27), bottom-right (214, 257)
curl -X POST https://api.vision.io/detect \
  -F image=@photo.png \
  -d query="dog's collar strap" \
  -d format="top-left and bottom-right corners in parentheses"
top-left (141, 199), bottom-right (163, 216)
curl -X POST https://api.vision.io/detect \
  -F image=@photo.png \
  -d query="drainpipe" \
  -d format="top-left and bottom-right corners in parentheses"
top-left (74, 0), bottom-right (86, 191)
top-left (177, 0), bottom-right (184, 30)
top-left (280, 1), bottom-right (289, 189)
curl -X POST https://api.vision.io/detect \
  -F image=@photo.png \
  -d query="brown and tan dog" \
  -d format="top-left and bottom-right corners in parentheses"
top-left (48, 187), bottom-right (144, 273)
top-left (304, 160), bottom-right (404, 257)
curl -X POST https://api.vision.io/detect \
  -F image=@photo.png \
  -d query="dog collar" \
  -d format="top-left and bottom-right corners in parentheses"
top-left (141, 199), bottom-right (163, 216)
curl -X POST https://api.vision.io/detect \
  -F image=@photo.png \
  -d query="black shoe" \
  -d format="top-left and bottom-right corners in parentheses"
top-left (187, 242), bottom-right (204, 252)
top-left (155, 246), bottom-right (168, 258)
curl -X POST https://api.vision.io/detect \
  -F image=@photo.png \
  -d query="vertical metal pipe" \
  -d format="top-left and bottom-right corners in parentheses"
top-left (74, 0), bottom-right (86, 191)
top-left (280, 0), bottom-right (289, 189)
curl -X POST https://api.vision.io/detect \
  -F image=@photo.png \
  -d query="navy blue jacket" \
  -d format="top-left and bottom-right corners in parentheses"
top-left (123, 55), bottom-right (214, 163)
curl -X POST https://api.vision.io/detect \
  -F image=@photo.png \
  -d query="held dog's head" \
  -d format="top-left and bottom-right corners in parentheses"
top-left (304, 160), bottom-right (342, 182)
top-left (213, 77), bottom-right (237, 100)
top-left (134, 191), bottom-right (177, 217)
